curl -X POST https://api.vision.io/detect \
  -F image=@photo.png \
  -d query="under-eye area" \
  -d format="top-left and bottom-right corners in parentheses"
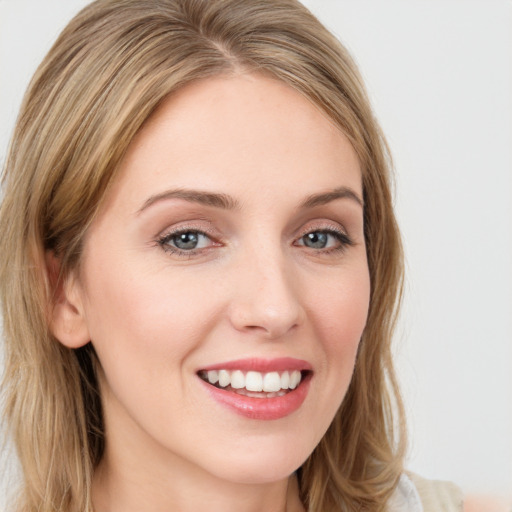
top-left (198, 369), bottom-right (312, 398)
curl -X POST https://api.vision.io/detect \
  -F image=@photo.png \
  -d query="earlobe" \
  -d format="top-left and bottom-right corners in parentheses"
top-left (46, 252), bottom-right (91, 349)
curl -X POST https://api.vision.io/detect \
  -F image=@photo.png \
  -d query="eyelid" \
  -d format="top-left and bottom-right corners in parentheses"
top-left (295, 220), bottom-right (350, 240)
top-left (157, 222), bottom-right (216, 240)
top-left (156, 214), bottom-right (224, 238)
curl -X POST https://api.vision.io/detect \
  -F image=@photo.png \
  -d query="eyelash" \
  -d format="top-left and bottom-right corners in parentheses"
top-left (156, 225), bottom-right (354, 258)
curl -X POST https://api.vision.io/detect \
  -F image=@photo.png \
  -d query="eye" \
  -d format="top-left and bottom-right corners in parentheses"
top-left (301, 232), bottom-right (330, 249)
top-left (158, 229), bottom-right (214, 254)
top-left (295, 229), bottom-right (353, 252)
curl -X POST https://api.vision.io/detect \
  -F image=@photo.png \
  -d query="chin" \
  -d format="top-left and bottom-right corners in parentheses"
top-left (195, 434), bottom-right (315, 485)
top-left (210, 459), bottom-right (303, 485)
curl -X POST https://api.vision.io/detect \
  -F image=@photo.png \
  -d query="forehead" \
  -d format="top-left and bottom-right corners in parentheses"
top-left (105, 73), bottom-right (362, 212)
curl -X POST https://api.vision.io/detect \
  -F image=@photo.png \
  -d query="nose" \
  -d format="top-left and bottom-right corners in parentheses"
top-left (228, 248), bottom-right (304, 340)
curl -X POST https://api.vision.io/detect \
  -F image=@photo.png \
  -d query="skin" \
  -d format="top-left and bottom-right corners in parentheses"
top-left (52, 73), bottom-right (370, 512)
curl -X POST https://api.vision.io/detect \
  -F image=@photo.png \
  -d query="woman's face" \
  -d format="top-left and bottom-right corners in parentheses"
top-left (68, 74), bottom-right (370, 484)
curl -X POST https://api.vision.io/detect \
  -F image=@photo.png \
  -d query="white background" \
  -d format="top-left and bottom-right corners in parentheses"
top-left (1, 0), bottom-right (511, 505)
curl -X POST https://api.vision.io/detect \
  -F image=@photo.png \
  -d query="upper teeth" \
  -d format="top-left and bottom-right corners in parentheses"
top-left (205, 370), bottom-right (302, 392)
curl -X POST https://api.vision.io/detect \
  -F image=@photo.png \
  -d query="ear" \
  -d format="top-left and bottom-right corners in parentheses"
top-left (46, 252), bottom-right (91, 348)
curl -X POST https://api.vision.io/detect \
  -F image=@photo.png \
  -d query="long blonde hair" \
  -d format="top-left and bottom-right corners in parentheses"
top-left (0, 1), bottom-right (405, 510)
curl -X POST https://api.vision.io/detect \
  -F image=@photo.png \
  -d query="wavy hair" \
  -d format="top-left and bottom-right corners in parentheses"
top-left (0, 0), bottom-right (405, 510)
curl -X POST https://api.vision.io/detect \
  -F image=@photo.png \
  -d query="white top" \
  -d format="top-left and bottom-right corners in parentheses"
top-left (388, 473), bottom-right (424, 512)
top-left (389, 472), bottom-right (464, 512)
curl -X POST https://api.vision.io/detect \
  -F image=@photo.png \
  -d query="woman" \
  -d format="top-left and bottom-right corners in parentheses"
top-left (0, 0), bottom-right (462, 511)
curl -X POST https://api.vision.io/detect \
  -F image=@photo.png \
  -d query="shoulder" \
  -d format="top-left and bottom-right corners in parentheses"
top-left (406, 472), bottom-right (464, 512)
top-left (387, 472), bottom-right (463, 512)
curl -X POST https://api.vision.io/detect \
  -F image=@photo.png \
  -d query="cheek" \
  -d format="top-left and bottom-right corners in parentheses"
top-left (80, 262), bottom-right (227, 436)
top-left (312, 265), bottom-right (370, 350)
top-left (281, 263), bottom-right (370, 450)
top-left (307, 264), bottom-right (370, 397)
top-left (80, 255), bottom-right (242, 429)
top-left (81, 253), bottom-right (222, 377)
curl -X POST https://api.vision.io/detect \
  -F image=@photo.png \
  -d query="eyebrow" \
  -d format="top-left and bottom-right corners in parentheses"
top-left (137, 185), bottom-right (363, 215)
top-left (299, 186), bottom-right (364, 209)
top-left (137, 188), bottom-right (241, 214)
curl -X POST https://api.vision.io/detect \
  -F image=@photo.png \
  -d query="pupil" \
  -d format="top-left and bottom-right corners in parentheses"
top-left (304, 232), bottom-right (327, 248)
top-left (174, 232), bottom-right (198, 250)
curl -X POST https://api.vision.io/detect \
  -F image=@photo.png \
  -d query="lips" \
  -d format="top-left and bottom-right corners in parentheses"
top-left (197, 358), bottom-right (312, 420)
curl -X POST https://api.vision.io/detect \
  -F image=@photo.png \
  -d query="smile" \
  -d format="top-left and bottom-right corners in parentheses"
top-left (198, 369), bottom-right (304, 398)
top-left (197, 358), bottom-right (312, 420)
